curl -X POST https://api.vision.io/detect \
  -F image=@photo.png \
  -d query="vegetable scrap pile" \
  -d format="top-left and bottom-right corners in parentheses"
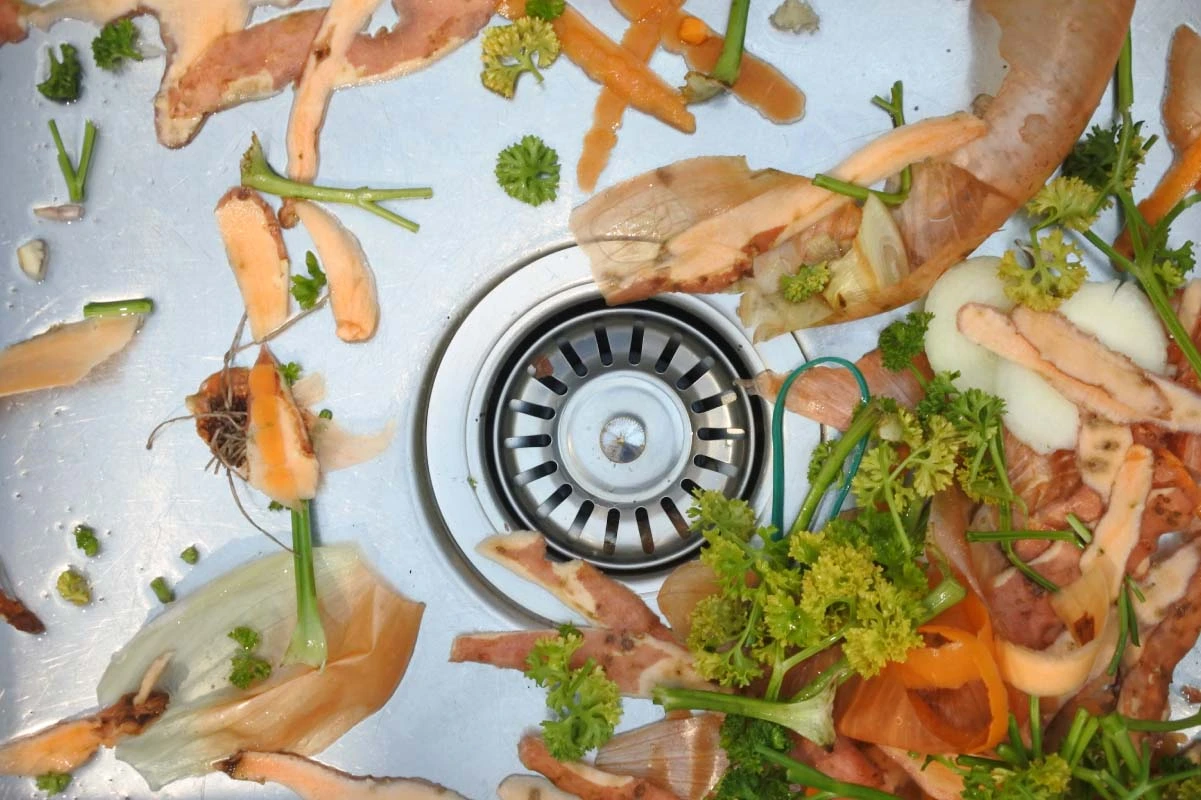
top-left (483, 0), bottom-right (806, 192)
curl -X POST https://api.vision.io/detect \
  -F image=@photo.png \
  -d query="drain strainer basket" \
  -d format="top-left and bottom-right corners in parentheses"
top-left (485, 299), bottom-right (762, 571)
top-left (419, 245), bottom-right (816, 626)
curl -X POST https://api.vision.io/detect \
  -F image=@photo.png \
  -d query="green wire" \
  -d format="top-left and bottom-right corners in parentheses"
top-left (770, 357), bottom-right (871, 536)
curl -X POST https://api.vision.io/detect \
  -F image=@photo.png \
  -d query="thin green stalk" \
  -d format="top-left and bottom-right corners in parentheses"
top-left (48, 119), bottom-right (97, 203)
top-left (966, 529), bottom-right (1078, 546)
top-left (83, 298), bottom-right (154, 318)
top-left (757, 747), bottom-right (902, 800)
top-left (1065, 513), bottom-right (1093, 545)
top-left (812, 173), bottom-right (908, 207)
top-left (283, 499), bottom-right (327, 668)
top-left (240, 135), bottom-right (431, 233)
top-left (710, 0), bottom-right (750, 85)
top-left (789, 401), bottom-right (880, 536)
top-left (1002, 540), bottom-right (1058, 593)
top-left (766, 629), bottom-right (844, 702)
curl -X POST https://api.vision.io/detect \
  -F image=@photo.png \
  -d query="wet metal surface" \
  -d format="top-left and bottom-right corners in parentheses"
top-left (0, 1), bottom-right (1197, 798)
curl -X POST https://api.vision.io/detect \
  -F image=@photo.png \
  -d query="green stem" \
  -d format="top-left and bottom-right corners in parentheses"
top-left (812, 173), bottom-right (908, 207)
top-left (710, 0), bottom-right (750, 85)
top-left (1065, 513), bottom-right (1093, 545)
top-left (965, 529), bottom-right (1078, 545)
top-left (1002, 540), bottom-right (1059, 593)
top-left (1119, 708), bottom-right (1201, 733)
top-left (765, 629), bottom-right (844, 702)
top-left (1116, 34), bottom-right (1134, 113)
top-left (283, 499), bottom-right (328, 668)
top-left (920, 576), bottom-right (966, 621)
top-left (756, 747), bottom-right (903, 800)
top-left (48, 119), bottom-right (97, 204)
top-left (1133, 258), bottom-right (1201, 381)
top-left (791, 402), bottom-right (881, 536)
top-left (83, 298), bottom-right (154, 318)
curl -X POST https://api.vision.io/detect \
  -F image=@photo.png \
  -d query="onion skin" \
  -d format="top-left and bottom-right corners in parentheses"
top-left (656, 561), bottom-right (720, 642)
top-left (594, 714), bottom-right (726, 800)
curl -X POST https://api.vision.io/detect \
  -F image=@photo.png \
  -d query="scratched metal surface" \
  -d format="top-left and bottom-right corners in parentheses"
top-left (0, 1), bottom-right (1197, 798)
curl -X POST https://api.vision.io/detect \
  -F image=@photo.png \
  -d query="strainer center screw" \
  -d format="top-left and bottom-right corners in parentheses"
top-left (600, 415), bottom-right (646, 464)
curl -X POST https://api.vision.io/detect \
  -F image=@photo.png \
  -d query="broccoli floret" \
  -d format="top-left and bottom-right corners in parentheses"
top-left (998, 229), bottom-right (1087, 311)
top-left (73, 524), bottom-right (100, 557)
top-left (495, 135), bottom-right (560, 207)
top-left (480, 18), bottom-right (560, 98)
top-left (180, 545), bottom-right (199, 565)
top-left (525, 0), bottom-right (565, 20)
top-left (229, 651), bottom-right (272, 690)
top-left (56, 569), bottom-right (91, 606)
top-left (524, 624), bottom-right (622, 761)
top-left (711, 715), bottom-right (793, 800)
top-left (92, 19), bottom-right (143, 71)
top-left (291, 251), bottom-right (327, 310)
top-left (35, 772), bottom-right (72, 795)
top-left (37, 44), bottom-right (82, 102)
top-left (780, 263), bottom-right (830, 303)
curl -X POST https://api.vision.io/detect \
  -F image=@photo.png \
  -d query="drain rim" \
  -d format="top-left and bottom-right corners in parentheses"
top-left (418, 244), bottom-right (816, 627)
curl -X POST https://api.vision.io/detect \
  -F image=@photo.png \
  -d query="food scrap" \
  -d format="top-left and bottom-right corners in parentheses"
top-left (73, 525), bottom-right (99, 557)
top-left (36, 43), bottom-right (80, 103)
top-left (496, 135), bottom-right (561, 206)
top-left (55, 569), bottom-right (90, 606)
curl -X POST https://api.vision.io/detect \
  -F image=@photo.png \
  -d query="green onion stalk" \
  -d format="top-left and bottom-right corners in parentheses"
top-left (283, 499), bottom-right (327, 668)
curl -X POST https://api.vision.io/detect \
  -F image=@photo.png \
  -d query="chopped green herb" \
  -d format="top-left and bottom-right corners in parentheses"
top-left (228, 625), bottom-right (261, 651)
top-left (524, 623), bottom-right (622, 761)
top-left (278, 362), bottom-right (302, 386)
top-left (877, 311), bottom-right (933, 373)
top-left (73, 524), bottom-right (99, 557)
top-left (229, 651), bottom-right (272, 690)
top-left (180, 545), bottom-right (199, 565)
top-left (83, 298), bottom-right (153, 318)
top-left (318, 408), bottom-right (333, 420)
top-left (525, 0), bottom-right (565, 20)
top-left (35, 772), bottom-right (72, 795)
top-left (495, 135), bottom-right (560, 206)
top-left (56, 568), bottom-right (91, 605)
top-left (149, 576), bottom-right (174, 604)
top-left (37, 44), bottom-right (82, 102)
top-left (291, 251), bottom-right (327, 310)
top-left (92, 19), bottom-right (143, 71)
top-left (268, 501), bottom-right (286, 512)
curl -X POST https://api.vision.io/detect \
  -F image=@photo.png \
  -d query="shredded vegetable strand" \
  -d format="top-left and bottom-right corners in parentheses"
top-left (769, 357), bottom-right (870, 536)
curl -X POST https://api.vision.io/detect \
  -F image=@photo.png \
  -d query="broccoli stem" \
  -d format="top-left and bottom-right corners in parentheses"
top-left (710, 0), bottom-right (750, 86)
top-left (755, 747), bottom-right (903, 800)
top-left (48, 119), bottom-right (97, 204)
top-left (240, 135), bottom-right (431, 233)
top-left (83, 298), bottom-right (154, 318)
top-left (283, 499), bottom-right (327, 669)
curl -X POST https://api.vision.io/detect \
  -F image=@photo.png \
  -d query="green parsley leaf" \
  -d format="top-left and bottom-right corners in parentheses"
top-left (291, 251), bottom-right (327, 310)
top-left (495, 135), bottom-right (560, 206)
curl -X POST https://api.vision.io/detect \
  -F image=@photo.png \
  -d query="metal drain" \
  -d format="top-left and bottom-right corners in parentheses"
top-left (485, 299), bottom-right (761, 571)
top-left (418, 245), bottom-right (815, 626)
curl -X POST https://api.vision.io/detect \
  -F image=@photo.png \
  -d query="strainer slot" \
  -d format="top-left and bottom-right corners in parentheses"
top-left (635, 507), bottom-right (654, 553)
top-left (604, 509), bottom-right (621, 554)
top-left (661, 497), bottom-right (690, 537)
top-left (535, 374), bottom-right (569, 395)
top-left (655, 333), bottom-right (682, 374)
top-left (676, 358), bottom-right (714, 391)
top-left (569, 500), bottom-right (595, 536)
top-left (515, 461), bottom-right (558, 484)
top-left (691, 391), bottom-right (736, 414)
top-left (694, 454), bottom-right (739, 477)
top-left (504, 434), bottom-right (552, 448)
top-left (537, 484), bottom-right (573, 516)
top-left (510, 399), bottom-right (555, 420)
top-left (558, 339), bottom-right (588, 377)
top-left (628, 322), bottom-right (644, 365)
top-left (698, 427), bottom-right (746, 441)
top-left (595, 324), bottom-right (613, 366)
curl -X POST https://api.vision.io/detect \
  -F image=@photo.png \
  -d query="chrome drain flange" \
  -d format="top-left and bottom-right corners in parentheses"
top-left (485, 299), bottom-right (761, 571)
top-left (418, 245), bottom-right (816, 627)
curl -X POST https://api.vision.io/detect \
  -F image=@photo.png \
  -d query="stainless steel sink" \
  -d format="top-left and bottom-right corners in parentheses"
top-left (0, 1), bottom-right (1195, 797)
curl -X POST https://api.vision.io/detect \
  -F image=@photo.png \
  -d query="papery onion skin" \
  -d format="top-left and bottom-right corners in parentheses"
top-left (656, 561), bottom-right (719, 642)
top-left (99, 544), bottom-right (424, 790)
top-left (594, 714), bottom-right (725, 800)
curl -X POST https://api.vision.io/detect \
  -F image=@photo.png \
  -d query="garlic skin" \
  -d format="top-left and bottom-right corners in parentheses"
top-left (16, 239), bottom-right (48, 281)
